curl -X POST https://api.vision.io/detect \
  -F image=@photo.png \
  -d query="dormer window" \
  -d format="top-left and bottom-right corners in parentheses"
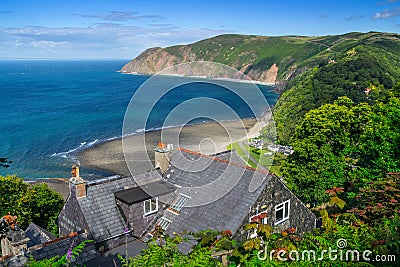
top-left (144, 197), bottom-right (158, 216)
top-left (275, 200), bottom-right (290, 225)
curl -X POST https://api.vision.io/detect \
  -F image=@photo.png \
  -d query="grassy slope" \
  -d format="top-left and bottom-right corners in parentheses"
top-left (272, 32), bottom-right (400, 143)
top-left (164, 33), bottom-right (344, 80)
top-left (162, 32), bottom-right (400, 84)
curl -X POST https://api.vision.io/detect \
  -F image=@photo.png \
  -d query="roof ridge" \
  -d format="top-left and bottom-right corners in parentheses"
top-left (27, 230), bottom-right (84, 251)
top-left (178, 148), bottom-right (272, 175)
top-left (28, 222), bottom-right (54, 241)
top-left (86, 175), bottom-right (123, 187)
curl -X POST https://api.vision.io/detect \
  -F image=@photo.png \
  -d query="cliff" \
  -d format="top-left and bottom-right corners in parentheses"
top-left (121, 32), bottom-right (400, 86)
top-left (120, 34), bottom-right (324, 84)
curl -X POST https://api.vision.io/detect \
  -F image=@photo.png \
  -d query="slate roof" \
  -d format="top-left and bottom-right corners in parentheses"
top-left (25, 222), bottom-right (56, 248)
top-left (210, 150), bottom-right (244, 163)
top-left (78, 171), bottom-right (161, 242)
top-left (153, 148), bottom-right (272, 253)
top-left (27, 231), bottom-right (98, 265)
top-left (85, 240), bottom-right (147, 267)
top-left (114, 180), bottom-right (176, 205)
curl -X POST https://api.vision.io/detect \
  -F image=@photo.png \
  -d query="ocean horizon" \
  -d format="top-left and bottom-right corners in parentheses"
top-left (0, 60), bottom-right (278, 179)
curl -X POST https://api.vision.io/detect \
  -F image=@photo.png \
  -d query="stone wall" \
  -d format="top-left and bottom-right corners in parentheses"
top-left (116, 193), bottom-right (172, 237)
top-left (236, 176), bottom-right (316, 240)
top-left (58, 186), bottom-right (88, 236)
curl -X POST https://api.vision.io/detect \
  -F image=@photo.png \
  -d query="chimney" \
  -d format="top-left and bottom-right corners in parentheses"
top-left (0, 214), bottom-right (30, 257)
top-left (69, 163), bottom-right (86, 198)
top-left (154, 142), bottom-right (172, 174)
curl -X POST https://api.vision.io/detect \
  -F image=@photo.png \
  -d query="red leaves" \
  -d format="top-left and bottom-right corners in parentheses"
top-left (285, 227), bottom-right (296, 234)
top-left (371, 239), bottom-right (385, 247)
top-left (250, 212), bottom-right (267, 223)
top-left (222, 230), bottom-right (232, 237)
top-left (258, 212), bottom-right (267, 219)
top-left (325, 187), bottom-right (344, 196)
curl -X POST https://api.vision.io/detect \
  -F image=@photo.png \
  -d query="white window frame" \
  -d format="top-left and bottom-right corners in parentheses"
top-left (248, 210), bottom-right (268, 239)
top-left (274, 199), bottom-right (290, 225)
top-left (249, 228), bottom-right (258, 239)
top-left (144, 197), bottom-right (158, 216)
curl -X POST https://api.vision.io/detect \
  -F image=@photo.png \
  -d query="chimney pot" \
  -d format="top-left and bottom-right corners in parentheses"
top-left (69, 164), bottom-right (86, 198)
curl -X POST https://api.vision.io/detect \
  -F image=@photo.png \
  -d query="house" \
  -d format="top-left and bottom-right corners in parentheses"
top-left (267, 144), bottom-right (294, 155)
top-left (140, 148), bottom-right (315, 253)
top-left (0, 219), bottom-right (98, 267)
top-left (1, 143), bottom-right (316, 266)
top-left (248, 138), bottom-right (266, 150)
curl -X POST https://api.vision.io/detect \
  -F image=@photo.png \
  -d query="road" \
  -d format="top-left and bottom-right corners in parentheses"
top-left (238, 142), bottom-right (267, 171)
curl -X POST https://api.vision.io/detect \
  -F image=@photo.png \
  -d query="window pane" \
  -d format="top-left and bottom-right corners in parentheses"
top-left (284, 201), bottom-right (289, 217)
top-left (276, 209), bottom-right (283, 221)
top-left (151, 199), bottom-right (157, 211)
top-left (145, 200), bottom-right (150, 212)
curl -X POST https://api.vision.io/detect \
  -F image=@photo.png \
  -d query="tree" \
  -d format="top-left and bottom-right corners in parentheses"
top-left (0, 175), bottom-right (27, 216)
top-left (282, 97), bottom-right (366, 205)
top-left (0, 158), bottom-right (12, 168)
top-left (357, 97), bottom-right (400, 176)
top-left (281, 95), bottom-right (400, 206)
top-left (18, 183), bottom-right (64, 234)
top-left (0, 175), bottom-right (64, 235)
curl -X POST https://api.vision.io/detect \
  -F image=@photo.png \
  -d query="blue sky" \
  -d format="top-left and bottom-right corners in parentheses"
top-left (1, 0), bottom-right (399, 59)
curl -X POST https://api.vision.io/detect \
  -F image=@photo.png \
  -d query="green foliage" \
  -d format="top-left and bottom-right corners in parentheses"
top-left (347, 174), bottom-right (400, 226)
top-left (281, 96), bottom-right (400, 206)
top-left (0, 175), bottom-right (64, 235)
top-left (274, 37), bottom-right (400, 144)
top-left (19, 183), bottom-right (65, 234)
top-left (151, 32), bottom-right (400, 83)
top-left (234, 181), bottom-right (400, 266)
top-left (119, 232), bottom-right (224, 267)
top-left (357, 98), bottom-right (400, 175)
top-left (120, 178), bottom-right (399, 266)
top-left (0, 175), bottom-right (27, 215)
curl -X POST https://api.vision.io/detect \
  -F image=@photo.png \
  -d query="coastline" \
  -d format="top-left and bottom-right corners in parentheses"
top-left (119, 71), bottom-right (276, 86)
top-left (76, 116), bottom-right (269, 177)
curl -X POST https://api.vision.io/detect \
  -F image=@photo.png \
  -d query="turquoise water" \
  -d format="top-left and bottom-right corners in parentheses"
top-left (0, 60), bottom-right (278, 179)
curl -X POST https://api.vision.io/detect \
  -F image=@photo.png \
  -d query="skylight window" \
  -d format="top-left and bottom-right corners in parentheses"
top-left (158, 217), bottom-right (172, 230)
top-left (170, 194), bottom-right (190, 211)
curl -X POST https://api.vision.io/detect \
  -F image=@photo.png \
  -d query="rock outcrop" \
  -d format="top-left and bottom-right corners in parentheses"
top-left (122, 33), bottom-right (398, 85)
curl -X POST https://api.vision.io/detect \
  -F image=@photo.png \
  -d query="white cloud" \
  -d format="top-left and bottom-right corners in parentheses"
top-left (74, 11), bottom-right (164, 21)
top-left (0, 24), bottom-right (228, 59)
top-left (373, 7), bottom-right (400, 19)
top-left (346, 14), bottom-right (364, 21)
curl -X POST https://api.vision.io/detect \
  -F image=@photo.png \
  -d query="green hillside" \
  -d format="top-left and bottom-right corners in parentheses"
top-left (123, 31), bottom-right (400, 141)
top-left (273, 32), bottom-right (400, 143)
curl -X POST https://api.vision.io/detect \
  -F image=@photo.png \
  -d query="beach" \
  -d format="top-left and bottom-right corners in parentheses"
top-left (77, 117), bottom-right (268, 177)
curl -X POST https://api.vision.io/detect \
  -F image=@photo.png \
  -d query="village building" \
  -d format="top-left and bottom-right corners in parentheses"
top-left (1, 144), bottom-right (316, 266)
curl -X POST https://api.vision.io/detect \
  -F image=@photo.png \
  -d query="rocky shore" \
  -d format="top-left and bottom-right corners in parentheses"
top-left (76, 118), bottom-right (261, 177)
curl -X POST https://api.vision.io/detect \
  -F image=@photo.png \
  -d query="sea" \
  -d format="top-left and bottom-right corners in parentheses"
top-left (0, 60), bottom-right (279, 179)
